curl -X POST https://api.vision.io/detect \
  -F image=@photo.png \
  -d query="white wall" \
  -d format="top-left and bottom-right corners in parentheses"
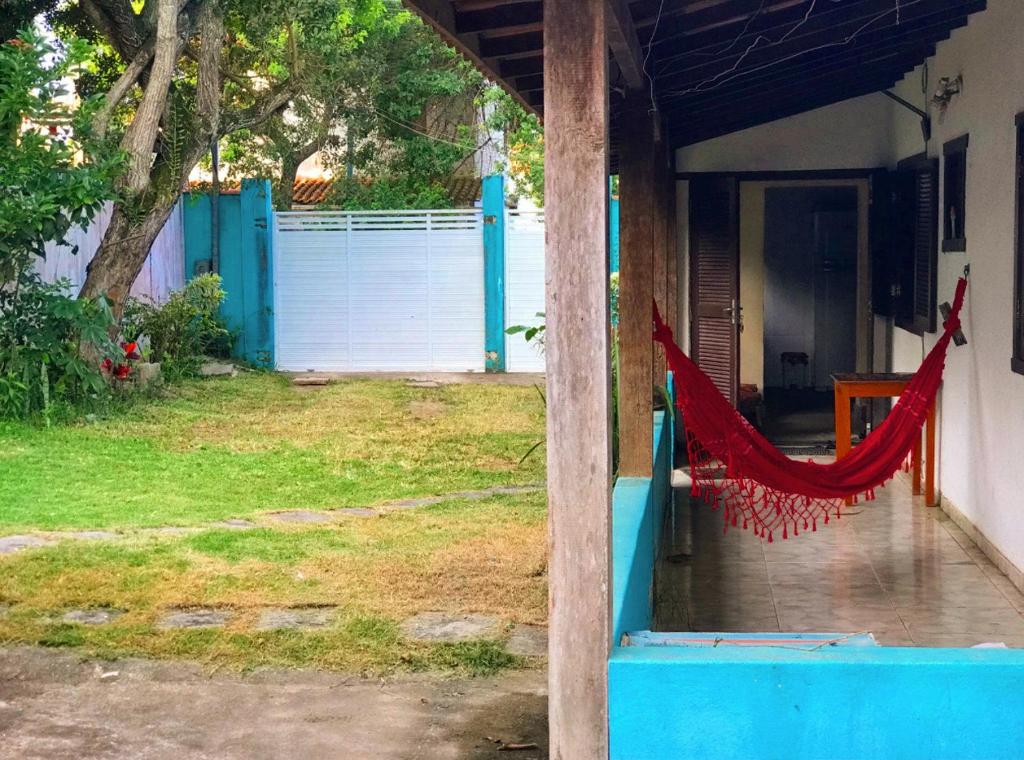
top-left (35, 201), bottom-right (185, 303)
top-left (676, 94), bottom-right (897, 173)
top-left (887, 0), bottom-right (1024, 574)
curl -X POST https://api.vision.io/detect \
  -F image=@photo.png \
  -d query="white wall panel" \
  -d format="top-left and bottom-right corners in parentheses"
top-left (505, 210), bottom-right (547, 372)
top-left (274, 210), bottom-right (484, 372)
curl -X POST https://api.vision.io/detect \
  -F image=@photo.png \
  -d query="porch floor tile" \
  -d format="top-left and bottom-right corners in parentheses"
top-left (654, 477), bottom-right (1024, 647)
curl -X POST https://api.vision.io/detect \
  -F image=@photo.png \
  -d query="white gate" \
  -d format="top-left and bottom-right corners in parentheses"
top-left (274, 210), bottom-right (485, 372)
top-left (505, 209), bottom-right (546, 372)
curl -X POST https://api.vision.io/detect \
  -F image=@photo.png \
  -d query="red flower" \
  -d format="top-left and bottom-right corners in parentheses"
top-left (121, 341), bottom-right (141, 360)
top-left (101, 358), bottom-right (113, 371)
top-left (113, 364), bottom-right (131, 380)
top-left (48, 125), bottom-right (58, 136)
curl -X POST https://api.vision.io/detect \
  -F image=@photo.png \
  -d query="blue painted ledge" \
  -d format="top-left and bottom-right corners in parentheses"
top-left (609, 644), bottom-right (1024, 760)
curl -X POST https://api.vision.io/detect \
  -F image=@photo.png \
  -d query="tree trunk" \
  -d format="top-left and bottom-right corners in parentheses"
top-left (80, 200), bottom-right (177, 313)
top-left (276, 157), bottom-right (299, 211)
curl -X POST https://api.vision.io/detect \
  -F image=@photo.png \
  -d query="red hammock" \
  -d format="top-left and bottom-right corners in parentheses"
top-left (653, 277), bottom-right (968, 542)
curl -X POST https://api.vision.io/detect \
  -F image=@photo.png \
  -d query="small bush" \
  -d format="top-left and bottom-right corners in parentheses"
top-left (122, 274), bottom-right (233, 377)
top-left (0, 271), bottom-right (117, 423)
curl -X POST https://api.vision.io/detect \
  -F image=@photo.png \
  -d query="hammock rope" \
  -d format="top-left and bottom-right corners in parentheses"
top-left (653, 277), bottom-right (968, 542)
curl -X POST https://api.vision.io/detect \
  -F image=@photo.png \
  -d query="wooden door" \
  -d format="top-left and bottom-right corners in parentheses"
top-left (689, 176), bottom-right (740, 405)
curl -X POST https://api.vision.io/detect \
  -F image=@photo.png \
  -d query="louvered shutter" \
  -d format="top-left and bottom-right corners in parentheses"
top-left (689, 176), bottom-right (739, 405)
top-left (894, 156), bottom-right (938, 335)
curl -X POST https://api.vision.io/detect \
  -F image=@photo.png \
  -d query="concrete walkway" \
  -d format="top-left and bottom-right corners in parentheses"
top-left (0, 647), bottom-right (548, 759)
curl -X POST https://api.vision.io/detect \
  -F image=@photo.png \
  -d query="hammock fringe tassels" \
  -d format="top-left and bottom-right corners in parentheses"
top-left (653, 277), bottom-right (968, 542)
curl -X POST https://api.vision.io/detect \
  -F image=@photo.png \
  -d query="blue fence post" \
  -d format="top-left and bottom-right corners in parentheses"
top-left (183, 192), bottom-right (213, 277)
top-left (482, 174), bottom-right (506, 372)
top-left (238, 179), bottom-right (274, 367)
top-left (610, 179), bottom-right (620, 275)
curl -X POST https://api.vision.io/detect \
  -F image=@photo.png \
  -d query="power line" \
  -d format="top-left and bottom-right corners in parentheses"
top-left (665, 0), bottom-right (913, 98)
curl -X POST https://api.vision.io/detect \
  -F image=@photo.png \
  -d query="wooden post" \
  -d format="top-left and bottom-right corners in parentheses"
top-left (652, 138), bottom-right (670, 387)
top-left (618, 91), bottom-right (656, 477)
top-left (544, 2), bottom-right (613, 758)
top-left (666, 172), bottom-right (678, 339)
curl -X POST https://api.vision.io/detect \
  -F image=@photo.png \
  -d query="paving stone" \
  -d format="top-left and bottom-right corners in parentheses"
top-left (0, 535), bottom-right (55, 555)
top-left (255, 608), bottom-right (335, 631)
top-left (269, 511), bottom-right (335, 524)
top-left (61, 608), bottom-right (124, 625)
top-left (400, 612), bottom-right (501, 643)
top-left (199, 361), bottom-right (237, 378)
top-left (292, 375), bottom-right (331, 387)
top-left (506, 625), bottom-right (548, 657)
top-left (63, 531), bottom-right (120, 542)
top-left (333, 508), bottom-right (377, 517)
top-left (157, 609), bottom-right (232, 629)
top-left (387, 497), bottom-right (443, 510)
top-left (212, 519), bottom-right (256, 529)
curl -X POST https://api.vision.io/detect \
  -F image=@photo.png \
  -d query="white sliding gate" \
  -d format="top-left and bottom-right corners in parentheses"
top-left (274, 210), bottom-right (485, 372)
top-left (505, 209), bottom-right (547, 372)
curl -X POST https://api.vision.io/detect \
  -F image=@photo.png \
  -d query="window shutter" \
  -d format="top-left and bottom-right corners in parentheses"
top-left (689, 176), bottom-right (739, 405)
top-left (894, 155), bottom-right (939, 335)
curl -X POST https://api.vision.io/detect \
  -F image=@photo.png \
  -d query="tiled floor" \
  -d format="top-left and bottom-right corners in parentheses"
top-left (654, 475), bottom-right (1024, 647)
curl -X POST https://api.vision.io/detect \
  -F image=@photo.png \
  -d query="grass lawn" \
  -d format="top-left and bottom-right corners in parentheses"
top-left (0, 373), bottom-right (545, 529)
top-left (0, 374), bottom-right (548, 675)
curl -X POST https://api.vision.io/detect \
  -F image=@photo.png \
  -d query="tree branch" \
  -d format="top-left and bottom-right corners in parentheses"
top-left (94, 36), bottom-right (154, 140)
top-left (224, 86), bottom-right (294, 134)
top-left (118, 0), bottom-right (178, 195)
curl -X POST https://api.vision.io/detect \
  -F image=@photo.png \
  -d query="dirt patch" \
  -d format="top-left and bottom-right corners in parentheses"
top-left (0, 646), bottom-right (548, 759)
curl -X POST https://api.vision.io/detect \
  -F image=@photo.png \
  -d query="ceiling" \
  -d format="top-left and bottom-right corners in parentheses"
top-left (404, 0), bottom-right (987, 151)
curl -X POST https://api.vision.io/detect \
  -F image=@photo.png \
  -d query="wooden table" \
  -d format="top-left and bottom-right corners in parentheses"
top-left (832, 373), bottom-right (937, 506)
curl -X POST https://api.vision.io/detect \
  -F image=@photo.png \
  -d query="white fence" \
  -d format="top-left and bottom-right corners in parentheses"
top-left (273, 210), bottom-right (486, 372)
top-left (34, 201), bottom-right (185, 302)
top-left (505, 209), bottom-right (546, 372)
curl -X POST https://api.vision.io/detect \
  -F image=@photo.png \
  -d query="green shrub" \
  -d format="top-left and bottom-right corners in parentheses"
top-left (0, 271), bottom-right (118, 423)
top-left (121, 274), bottom-right (233, 377)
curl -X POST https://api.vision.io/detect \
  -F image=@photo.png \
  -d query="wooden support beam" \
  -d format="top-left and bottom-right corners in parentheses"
top-left (544, 1), bottom-right (612, 758)
top-left (652, 136), bottom-right (670, 387)
top-left (666, 171), bottom-right (679, 338)
top-left (606, 0), bottom-right (646, 90)
top-left (618, 91), bottom-right (656, 477)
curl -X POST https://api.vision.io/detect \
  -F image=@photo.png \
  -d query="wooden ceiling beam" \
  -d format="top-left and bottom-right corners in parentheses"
top-left (655, 34), bottom-right (947, 118)
top-left (478, 30), bottom-right (542, 58)
top-left (656, 2), bottom-right (981, 83)
top-left (500, 54), bottom-right (543, 77)
top-left (402, 0), bottom-right (537, 116)
top-left (606, 0), bottom-right (647, 90)
top-left (664, 56), bottom-right (923, 122)
top-left (454, 1), bottom-right (542, 34)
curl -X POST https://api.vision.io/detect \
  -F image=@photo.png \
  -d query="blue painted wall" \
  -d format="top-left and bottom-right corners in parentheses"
top-left (609, 645), bottom-right (1024, 760)
top-left (611, 406), bottom-right (673, 643)
top-left (182, 180), bottom-right (274, 366)
top-left (482, 174), bottom-right (506, 372)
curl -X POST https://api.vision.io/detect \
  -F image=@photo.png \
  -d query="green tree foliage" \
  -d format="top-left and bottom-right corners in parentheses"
top-left (67, 0), bottom-right (393, 307)
top-left (222, 2), bottom-right (488, 210)
top-left (483, 87), bottom-right (544, 207)
top-left (0, 30), bottom-right (121, 280)
top-left (0, 31), bottom-right (123, 422)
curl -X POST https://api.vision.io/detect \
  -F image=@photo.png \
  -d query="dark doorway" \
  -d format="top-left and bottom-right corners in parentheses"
top-left (762, 186), bottom-right (858, 446)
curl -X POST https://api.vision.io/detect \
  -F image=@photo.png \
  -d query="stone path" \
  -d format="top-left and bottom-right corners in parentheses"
top-left (0, 646), bottom-right (548, 759)
top-left (61, 609), bottom-right (123, 626)
top-left (0, 484), bottom-right (545, 555)
top-left (157, 609), bottom-right (233, 630)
